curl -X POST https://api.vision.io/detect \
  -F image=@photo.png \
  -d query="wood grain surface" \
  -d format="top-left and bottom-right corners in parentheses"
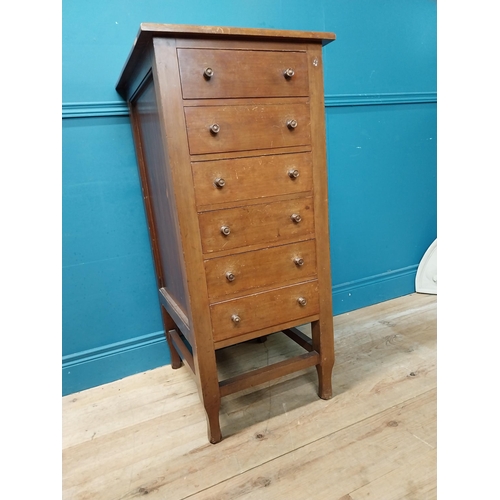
top-left (192, 152), bottom-right (313, 209)
top-left (178, 48), bottom-right (309, 99)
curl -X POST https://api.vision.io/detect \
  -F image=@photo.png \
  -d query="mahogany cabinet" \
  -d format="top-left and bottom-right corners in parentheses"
top-left (116, 24), bottom-right (336, 443)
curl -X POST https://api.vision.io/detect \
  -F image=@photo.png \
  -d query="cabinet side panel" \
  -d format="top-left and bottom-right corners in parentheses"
top-left (133, 78), bottom-right (189, 316)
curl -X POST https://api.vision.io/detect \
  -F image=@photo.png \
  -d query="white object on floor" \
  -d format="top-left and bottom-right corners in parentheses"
top-left (415, 238), bottom-right (437, 294)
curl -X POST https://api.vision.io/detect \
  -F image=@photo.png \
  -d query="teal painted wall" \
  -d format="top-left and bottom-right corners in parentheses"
top-left (62, 0), bottom-right (437, 395)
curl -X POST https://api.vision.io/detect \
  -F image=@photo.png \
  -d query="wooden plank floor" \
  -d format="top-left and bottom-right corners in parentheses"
top-left (62, 292), bottom-right (437, 500)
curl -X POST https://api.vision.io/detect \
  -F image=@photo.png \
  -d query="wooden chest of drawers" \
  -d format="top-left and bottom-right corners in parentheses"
top-left (116, 24), bottom-right (336, 443)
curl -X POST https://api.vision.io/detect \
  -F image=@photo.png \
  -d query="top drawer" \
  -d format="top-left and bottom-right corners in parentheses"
top-left (177, 48), bottom-right (309, 99)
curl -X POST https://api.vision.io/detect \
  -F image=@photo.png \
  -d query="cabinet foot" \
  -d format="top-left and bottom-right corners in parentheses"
top-left (316, 362), bottom-right (334, 400)
top-left (167, 330), bottom-right (183, 370)
top-left (162, 308), bottom-right (183, 369)
top-left (204, 403), bottom-right (222, 444)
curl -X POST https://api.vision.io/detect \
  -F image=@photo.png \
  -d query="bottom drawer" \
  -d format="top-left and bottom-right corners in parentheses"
top-left (210, 280), bottom-right (319, 343)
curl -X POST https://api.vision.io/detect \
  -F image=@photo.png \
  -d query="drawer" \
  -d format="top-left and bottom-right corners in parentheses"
top-left (204, 240), bottom-right (317, 301)
top-left (184, 103), bottom-right (311, 155)
top-left (178, 48), bottom-right (309, 99)
top-left (193, 152), bottom-right (313, 208)
top-left (198, 197), bottom-right (315, 254)
top-left (210, 280), bottom-right (319, 343)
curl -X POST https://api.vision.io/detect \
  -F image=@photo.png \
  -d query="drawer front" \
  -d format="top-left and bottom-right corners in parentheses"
top-left (184, 103), bottom-right (311, 155)
top-left (198, 197), bottom-right (315, 254)
top-left (210, 280), bottom-right (319, 342)
top-left (178, 48), bottom-right (309, 99)
top-left (204, 240), bottom-right (317, 301)
top-left (192, 152), bottom-right (313, 208)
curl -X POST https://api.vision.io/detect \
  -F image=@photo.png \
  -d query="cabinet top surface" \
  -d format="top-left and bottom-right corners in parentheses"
top-left (136, 23), bottom-right (335, 42)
